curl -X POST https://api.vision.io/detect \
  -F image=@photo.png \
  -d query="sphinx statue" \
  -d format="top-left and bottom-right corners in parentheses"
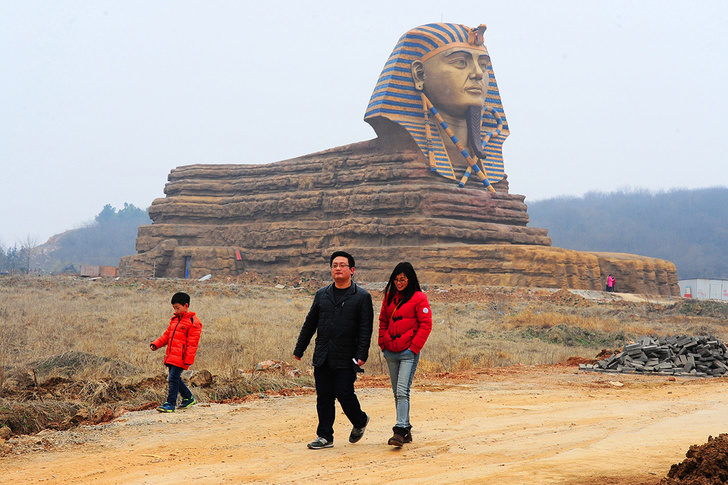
top-left (118, 22), bottom-right (678, 296)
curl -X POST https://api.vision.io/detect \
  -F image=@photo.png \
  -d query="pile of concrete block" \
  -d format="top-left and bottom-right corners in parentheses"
top-left (580, 335), bottom-right (728, 377)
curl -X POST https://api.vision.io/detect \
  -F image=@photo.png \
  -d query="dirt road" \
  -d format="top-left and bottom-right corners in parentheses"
top-left (3, 365), bottom-right (727, 484)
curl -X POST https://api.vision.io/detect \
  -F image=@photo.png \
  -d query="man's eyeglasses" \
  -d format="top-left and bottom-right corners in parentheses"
top-left (331, 263), bottom-right (350, 269)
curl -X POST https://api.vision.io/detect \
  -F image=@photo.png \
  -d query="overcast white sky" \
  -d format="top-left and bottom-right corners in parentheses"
top-left (2, 0), bottom-right (727, 246)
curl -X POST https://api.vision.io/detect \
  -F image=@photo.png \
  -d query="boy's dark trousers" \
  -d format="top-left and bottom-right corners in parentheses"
top-left (166, 364), bottom-right (192, 405)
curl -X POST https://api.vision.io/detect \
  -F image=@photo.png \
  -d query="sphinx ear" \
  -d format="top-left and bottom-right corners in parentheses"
top-left (411, 60), bottom-right (425, 91)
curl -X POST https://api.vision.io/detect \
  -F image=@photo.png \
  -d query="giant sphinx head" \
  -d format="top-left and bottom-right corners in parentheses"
top-left (365, 23), bottom-right (509, 191)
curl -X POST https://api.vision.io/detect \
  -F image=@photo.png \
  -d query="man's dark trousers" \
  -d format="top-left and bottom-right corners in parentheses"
top-left (314, 360), bottom-right (367, 441)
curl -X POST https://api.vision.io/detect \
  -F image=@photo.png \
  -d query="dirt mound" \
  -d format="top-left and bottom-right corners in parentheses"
top-left (660, 434), bottom-right (728, 484)
top-left (560, 356), bottom-right (596, 366)
top-left (544, 288), bottom-right (594, 306)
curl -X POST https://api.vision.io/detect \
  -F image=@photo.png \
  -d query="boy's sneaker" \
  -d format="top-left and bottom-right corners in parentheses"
top-left (156, 402), bottom-right (175, 413)
top-left (349, 413), bottom-right (369, 443)
top-left (307, 437), bottom-right (333, 450)
top-left (179, 397), bottom-right (196, 409)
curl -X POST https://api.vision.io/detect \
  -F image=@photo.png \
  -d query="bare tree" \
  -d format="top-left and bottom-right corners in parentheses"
top-left (18, 234), bottom-right (40, 274)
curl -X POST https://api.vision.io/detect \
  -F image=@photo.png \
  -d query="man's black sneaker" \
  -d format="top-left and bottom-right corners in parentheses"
top-left (349, 414), bottom-right (369, 443)
top-left (307, 437), bottom-right (334, 449)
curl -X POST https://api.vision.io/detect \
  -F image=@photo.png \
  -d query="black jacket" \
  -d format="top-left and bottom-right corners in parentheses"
top-left (294, 282), bottom-right (374, 369)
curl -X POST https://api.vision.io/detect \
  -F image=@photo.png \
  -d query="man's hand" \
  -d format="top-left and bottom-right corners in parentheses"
top-left (150, 344), bottom-right (157, 351)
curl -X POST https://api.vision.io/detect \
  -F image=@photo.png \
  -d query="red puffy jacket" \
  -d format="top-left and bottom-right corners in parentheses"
top-left (152, 311), bottom-right (202, 370)
top-left (378, 291), bottom-right (432, 354)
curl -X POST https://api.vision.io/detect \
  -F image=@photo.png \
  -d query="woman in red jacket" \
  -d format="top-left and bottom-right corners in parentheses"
top-left (378, 262), bottom-right (432, 446)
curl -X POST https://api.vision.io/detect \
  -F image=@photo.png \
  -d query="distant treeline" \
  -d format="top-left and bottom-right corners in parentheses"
top-left (48, 203), bottom-right (151, 270)
top-left (527, 187), bottom-right (728, 280)
top-left (0, 203), bottom-right (152, 274)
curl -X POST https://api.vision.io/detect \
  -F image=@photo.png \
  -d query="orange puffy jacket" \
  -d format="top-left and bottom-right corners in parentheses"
top-left (152, 311), bottom-right (202, 370)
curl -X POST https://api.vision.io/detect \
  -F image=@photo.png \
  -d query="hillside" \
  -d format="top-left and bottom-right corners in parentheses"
top-left (527, 186), bottom-right (728, 280)
top-left (30, 203), bottom-right (150, 273)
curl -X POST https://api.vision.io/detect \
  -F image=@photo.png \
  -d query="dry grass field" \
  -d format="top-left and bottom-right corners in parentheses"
top-left (1, 274), bottom-right (727, 440)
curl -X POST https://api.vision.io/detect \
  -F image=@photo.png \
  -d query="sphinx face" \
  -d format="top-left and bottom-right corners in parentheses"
top-left (421, 47), bottom-right (490, 119)
top-left (364, 23), bottom-right (508, 185)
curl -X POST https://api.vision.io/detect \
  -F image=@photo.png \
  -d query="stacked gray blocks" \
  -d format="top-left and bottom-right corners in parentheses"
top-left (580, 335), bottom-right (728, 377)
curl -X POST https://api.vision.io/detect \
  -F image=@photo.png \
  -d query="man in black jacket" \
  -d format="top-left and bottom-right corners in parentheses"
top-left (294, 251), bottom-right (374, 449)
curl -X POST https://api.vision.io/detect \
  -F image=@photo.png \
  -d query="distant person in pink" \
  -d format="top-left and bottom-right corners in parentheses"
top-left (606, 274), bottom-right (616, 292)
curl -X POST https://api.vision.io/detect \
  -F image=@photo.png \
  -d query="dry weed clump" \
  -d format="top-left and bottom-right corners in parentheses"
top-left (0, 399), bottom-right (81, 435)
top-left (31, 351), bottom-right (140, 380)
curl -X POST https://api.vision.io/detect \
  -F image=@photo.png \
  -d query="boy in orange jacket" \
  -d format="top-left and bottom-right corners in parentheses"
top-left (150, 292), bottom-right (203, 412)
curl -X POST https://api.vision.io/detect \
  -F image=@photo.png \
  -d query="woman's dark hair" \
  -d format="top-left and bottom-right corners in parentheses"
top-left (384, 262), bottom-right (421, 306)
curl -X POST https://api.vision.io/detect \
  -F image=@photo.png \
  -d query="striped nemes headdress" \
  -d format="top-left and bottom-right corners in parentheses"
top-left (365, 23), bottom-right (509, 186)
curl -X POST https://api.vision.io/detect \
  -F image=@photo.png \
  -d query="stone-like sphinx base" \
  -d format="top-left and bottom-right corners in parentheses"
top-left (119, 139), bottom-right (679, 296)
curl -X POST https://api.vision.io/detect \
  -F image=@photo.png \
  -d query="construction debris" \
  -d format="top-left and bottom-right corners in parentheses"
top-left (580, 335), bottom-right (728, 377)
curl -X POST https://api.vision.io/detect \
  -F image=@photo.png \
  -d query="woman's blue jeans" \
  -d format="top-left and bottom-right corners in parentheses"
top-left (383, 349), bottom-right (420, 428)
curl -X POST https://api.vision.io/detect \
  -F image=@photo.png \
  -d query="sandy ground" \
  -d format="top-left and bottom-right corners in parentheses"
top-left (2, 365), bottom-right (727, 485)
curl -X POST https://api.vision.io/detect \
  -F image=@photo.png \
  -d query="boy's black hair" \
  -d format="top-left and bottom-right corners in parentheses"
top-left (171, 292), bottom-right (191, 306)
top-left (329, 250), bottom-right (355, 268)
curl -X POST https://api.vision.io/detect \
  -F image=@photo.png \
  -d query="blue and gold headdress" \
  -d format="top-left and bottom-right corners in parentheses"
top-left (365, 23), bottom-right (509, 189)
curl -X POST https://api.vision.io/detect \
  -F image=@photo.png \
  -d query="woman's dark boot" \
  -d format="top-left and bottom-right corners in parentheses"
top-left (402, 427), bottom-right (412, 443)
top-left (388, 426), bottom-right (408, 447)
